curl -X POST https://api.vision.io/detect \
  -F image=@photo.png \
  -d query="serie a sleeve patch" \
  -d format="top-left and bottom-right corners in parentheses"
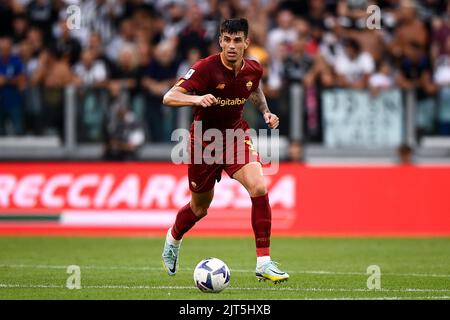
top-left (184, 68), bottom-right (195, 79)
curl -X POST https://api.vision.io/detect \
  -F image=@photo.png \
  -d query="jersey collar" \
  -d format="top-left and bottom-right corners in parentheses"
top-left (220, 52), bottom-right (245, 72)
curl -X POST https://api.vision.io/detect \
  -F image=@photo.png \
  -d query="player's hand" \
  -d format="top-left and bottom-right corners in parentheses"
top-left (263, 112), bottom-right (279, 129)
top-left (196, 94), bottom-right (218, 108)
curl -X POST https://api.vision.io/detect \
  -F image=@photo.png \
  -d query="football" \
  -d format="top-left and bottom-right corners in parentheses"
top-left (193, 257), bottom-right (231, 293)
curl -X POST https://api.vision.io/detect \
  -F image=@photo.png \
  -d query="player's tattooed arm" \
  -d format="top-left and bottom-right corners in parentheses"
top-left (249, 87), bottom-right (270, 114)
top-left (250, 87), bottom-right (280, 129)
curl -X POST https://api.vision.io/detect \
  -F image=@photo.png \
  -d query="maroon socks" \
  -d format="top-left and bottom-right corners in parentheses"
top-left (251, 193), bottom-right (271, 257)
top-left (171, 194), bottom-right (272, 259)
top-left (171, 203), bottom-right (200, 240)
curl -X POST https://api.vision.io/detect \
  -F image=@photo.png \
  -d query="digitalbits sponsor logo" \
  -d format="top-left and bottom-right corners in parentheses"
top-left (170, 121), bottom-right (279, 175)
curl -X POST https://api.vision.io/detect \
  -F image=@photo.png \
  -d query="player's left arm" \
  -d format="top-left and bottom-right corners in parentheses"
top-left (249, 86), bottom-right (279, 129)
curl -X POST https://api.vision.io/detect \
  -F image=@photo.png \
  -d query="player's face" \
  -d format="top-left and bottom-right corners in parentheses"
top-left (219, 32), bottom-right (249, 63)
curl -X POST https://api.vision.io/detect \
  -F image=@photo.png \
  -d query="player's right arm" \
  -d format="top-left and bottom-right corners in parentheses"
top-left (163, 58), bottom-right (217, 108)
top-left (163, 86), bottom-right (217, 108)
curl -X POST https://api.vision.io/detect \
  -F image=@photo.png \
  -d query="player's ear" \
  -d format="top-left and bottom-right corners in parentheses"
top-left (244, 37), bottom-right (250, 49)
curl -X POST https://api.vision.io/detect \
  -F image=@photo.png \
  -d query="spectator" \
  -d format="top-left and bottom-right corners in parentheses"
top-left (294, 17), bottom-right (309, 39)
top-left (397, 41), bottom-right (434, 86)
top-left (0, 1), bottom-right (14, 37)
top-left (33, 46), bottom-right (74, 139)
top-left (143, 41), bottom-right (179, 142)
top-left (304, 19), bottom-right (326, 57)
top-left (336, 0), bottom-right (369, 31)
top-left (11, 12), bottom-right (29, 45)
top-left (287, 140), bottom-right (304, 163)
top-left (10, 0), bottom-right (32, 13)
top-left (211, 0), bottom-right (236, 22)
top-left (305, 54), bottom-right (335, 88)
top-left (388, 0), bottom-right (429, 59)
top-left (0, 36), bottom-right (25, 135)
top-left (106, 19), bottom-right (136, 63)
top-left (177, 47), bottom-right (201, 80)
top-left (307, 0), bottom-right (334, 29)
top-left (336, 6), bottom-right (386, 65)
top-left (369, 60), bottom-right (395, 96)
top-left (73, 48), bottom-right (108, 143)
top-left (136, 37), bottom-right (153, 74)
top-left (121, 0), bottom-right (155, 20)
top-left (240, 0), bottom-right (271, 48)
top-left (54, 20), bottom-right (82, 66)
top-left (71, 0), bottom-right (123, 47)
top-left (86, 32), bottom-right (113, 72)
top-left (26, 0), bottom-right (58, 43)
top-left (334, 38), bottom-right (375, 89)
top-left (103, 101), bottom-right (145, 161)
top-left (434, 48), bottom-right (450, 86)
top-left (266, 9), bottom-right (298, 56)
top-left (73, 48), bottom-right (107, 88)
top-left (282, 33), bottom-right (321, 141)
top-left (282, 34), bottom-right (314, 84)
top-left (431, 2), bottom-right (450, 62)
top-left (161, 0), bottom-right (187, 41)
top-left (19, 39), bottom-right (42, 135)
top-left (177, 4), bottom-right (211, 59)
top-left (26, 26), bottom-right (44, 58)
top-left (397, 143), bottom-right (413, 164)
top-left (396, 41), bottom-right (437, 136)
top-left (108, 45), bottom-right (140, 99)
top-left (434, 49), bottom-right (450, 134)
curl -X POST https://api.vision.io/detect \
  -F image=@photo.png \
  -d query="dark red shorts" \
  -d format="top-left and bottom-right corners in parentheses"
top-left (188, 134), bottom-right (260, 193)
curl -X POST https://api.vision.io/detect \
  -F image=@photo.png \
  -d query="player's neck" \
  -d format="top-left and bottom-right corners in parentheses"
top-left (220, 52), bottom-right (244, 74)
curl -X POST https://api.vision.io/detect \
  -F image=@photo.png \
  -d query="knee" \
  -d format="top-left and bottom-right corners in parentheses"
top-left (191, 202), bottom-right (210, 219)
top-left (248, 182), bottom-right (267, 197)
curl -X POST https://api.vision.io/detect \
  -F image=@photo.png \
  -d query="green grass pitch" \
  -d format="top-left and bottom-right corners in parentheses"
top-left (0, 236), bottom-right (449, 299)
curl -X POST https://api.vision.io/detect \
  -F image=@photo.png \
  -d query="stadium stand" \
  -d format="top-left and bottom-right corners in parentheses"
top-left (0, 0), bottom-right (450, 162)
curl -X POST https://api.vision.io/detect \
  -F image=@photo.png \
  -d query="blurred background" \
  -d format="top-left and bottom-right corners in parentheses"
top-left (0, 0), bottom-right (450, 237)
top-left (0, 1), bottom-right (449, 301)
top-left (0, 0), bottom-right (450, 163)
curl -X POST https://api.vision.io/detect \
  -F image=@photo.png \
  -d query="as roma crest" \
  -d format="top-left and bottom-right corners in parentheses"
top-left (246, 80), bottom-right (253, 91)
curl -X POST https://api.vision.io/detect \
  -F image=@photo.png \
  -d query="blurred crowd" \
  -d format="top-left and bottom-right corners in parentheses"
top-left (0, 0), bottom-right (450, 152)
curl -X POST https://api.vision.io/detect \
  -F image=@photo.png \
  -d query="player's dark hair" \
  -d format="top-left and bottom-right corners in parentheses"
top-left (220, 18), bottom-right (249, 38)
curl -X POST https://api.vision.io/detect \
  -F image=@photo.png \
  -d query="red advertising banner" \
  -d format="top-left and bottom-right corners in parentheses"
top-left (0, 162), bottom-right (449, 236)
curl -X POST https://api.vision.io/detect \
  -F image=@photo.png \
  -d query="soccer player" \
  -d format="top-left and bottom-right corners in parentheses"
top-left (161, 18), bottom-right (289, 283)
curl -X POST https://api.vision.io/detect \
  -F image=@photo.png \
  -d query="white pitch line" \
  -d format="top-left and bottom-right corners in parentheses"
top-left (301, 296), bottom-right (450, 300)
top-left (0, 284), bottom-right (63, 289)
top-left (0, 283), bottom-right (449, 293)
top-left (1, 264), bottom-right (449, 278)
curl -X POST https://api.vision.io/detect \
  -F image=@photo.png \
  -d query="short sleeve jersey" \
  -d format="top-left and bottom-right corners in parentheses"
top-left (176, 53), bottom-right (263, 132)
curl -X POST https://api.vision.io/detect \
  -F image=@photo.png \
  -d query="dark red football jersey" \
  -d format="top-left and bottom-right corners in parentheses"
top-left (176, 53), bottom-right (263, 132)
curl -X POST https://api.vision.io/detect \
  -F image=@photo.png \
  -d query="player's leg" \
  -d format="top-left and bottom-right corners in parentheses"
top-left (232, 162), bottom-right (289, 283)
top-left (162, 189), bottom-right (214, 276)
top-left (171, 189), bottom-right (214, 240)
